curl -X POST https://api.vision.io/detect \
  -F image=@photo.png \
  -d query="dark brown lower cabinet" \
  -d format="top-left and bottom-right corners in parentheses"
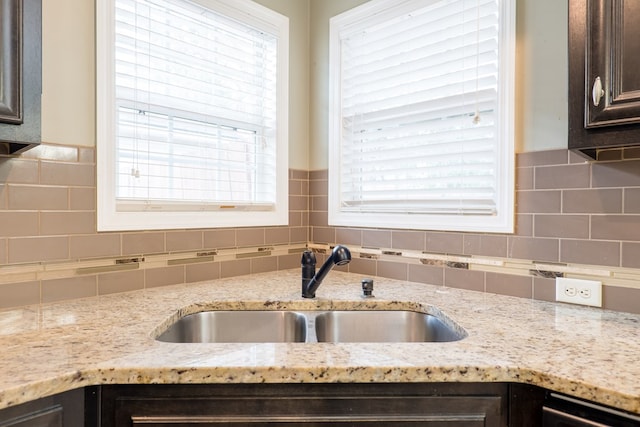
top-left (95, 383), bottom-right (515, 427)
top-left (0, 388), bottom-right (84, 427)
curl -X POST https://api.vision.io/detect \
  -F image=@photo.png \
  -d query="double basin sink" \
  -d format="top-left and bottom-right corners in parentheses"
top-left (156, 309), bottom-right (466, 343)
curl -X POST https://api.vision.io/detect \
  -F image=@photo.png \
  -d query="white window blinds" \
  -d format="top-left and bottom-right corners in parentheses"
top-left (115, 0), bottom-right (277, 211)
top-left (97, 0), bottom-right (289, 231)
top-left (328, 0), bottom-right (514, 233)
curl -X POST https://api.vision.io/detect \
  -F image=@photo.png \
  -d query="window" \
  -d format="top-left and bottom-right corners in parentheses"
top-left (96, 0), bottom-right (289, 231)
top-left (328, 0), bottom-right (515, 233)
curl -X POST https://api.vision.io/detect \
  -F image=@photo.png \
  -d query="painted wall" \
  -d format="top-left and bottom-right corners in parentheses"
top-left (40, 0), bottom-right (568, 170)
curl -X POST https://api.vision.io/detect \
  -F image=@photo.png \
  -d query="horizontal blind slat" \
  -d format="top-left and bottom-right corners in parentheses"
top-left (114, 0), bottom-right (279, 209)
top-left (336, 0), bottom-right (501, 215)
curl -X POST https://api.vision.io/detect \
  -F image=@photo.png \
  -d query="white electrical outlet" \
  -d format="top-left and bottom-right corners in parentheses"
top-left (555, 277), bottom-right (602, 307)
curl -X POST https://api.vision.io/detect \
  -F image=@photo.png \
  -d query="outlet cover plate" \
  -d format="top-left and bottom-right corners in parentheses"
top-left (555, 277), bottom-right (602, 307)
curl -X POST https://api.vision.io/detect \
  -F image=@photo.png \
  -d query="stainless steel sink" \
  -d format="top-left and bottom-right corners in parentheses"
top-left (156, 310), bottom-right (307, 343)
top-left (156, 309), bottom-right (465, 343)
top-left (314, 310), bottom-right (465, 343)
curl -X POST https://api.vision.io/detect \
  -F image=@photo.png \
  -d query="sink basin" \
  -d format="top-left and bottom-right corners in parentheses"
top-left (314, 310), bottom-right (465, 343)
top-left (156, 310), bottom-right (307, 343)
top-left (156, 309), bottom-right (465, 343)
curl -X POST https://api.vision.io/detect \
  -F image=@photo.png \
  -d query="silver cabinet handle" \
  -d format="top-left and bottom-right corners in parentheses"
top-left (592, 76), bottom-right (604, 106)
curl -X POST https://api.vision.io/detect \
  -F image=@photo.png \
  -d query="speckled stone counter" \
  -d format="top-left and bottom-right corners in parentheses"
top-left (0, 270), bottom-right (639, 414)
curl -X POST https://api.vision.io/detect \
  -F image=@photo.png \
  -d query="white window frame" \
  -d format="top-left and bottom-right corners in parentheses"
top-left (328, 0), bottom-right (515, 233)
top-left (96, 0), bottom-right (289, 231)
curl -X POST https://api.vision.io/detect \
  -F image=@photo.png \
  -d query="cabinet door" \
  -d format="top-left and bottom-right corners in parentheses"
top-left (568, 0), bottom-right (640, 158)
top-left (0, 389), bottom-right (84, 427)
top-left (585, 0), bottom-right (640, 128)
top-left (0, 0), bottom-right (41, 155)
top-left (100, 383), bottom-right (509, 427)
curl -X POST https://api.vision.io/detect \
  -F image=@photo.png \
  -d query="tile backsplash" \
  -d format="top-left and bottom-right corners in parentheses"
top-left (1, 143), bottom-right (639, 314)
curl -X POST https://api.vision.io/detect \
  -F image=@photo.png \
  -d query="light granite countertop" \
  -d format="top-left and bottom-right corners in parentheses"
top-left (0, 270), bottom-right (639, 414)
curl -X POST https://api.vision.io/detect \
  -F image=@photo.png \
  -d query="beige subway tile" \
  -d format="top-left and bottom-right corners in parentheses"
top-left (444, 267), bottom-right (484, 292)
top-left (377, 260), bottom-right (407, 281)
top-left (251, 256), bottom-right (278, 274)
top-left (0, 184), bottom-right (6, 209)
top-left (265, 227), bottom-right (289, 245)
top-left (309, 177), bottom-right (327, 197)
top-left (236, 228), bottom-right (265, 247)
top-left (516, 166), bottom-right (534, 190)
top-left (309, 211), bottom-right (327, 228)
top-left (603, 285), bottom-right (640, 314)
top-left (166, 230), bottom-right (203, 252)
top-left (535, 163), bottom-right (590, 190)
top-left (289, 211), bottom-right (303, 227)
top-left (533, 277), bottom-right (556, 302)
top-left (335, 260), bottom-right (349, 275)
top-left (277, 253), bottom-right (299, 270)
top-left (623, 147), bottom-right (640, 160)
top-left (425, 232), bottom-right (464, 255)
top-left (311, 195), bottom-right (327, 212)
top-left (8, 185), bottom-right (69, 210)
top-left (145, 265), bottom-right (185, 289)
top-left (220, 259), bottom-right (251, 278)
top-left (186, 261), bottom-right (220, 283)
top-left (0, 281), bottom-right (40, 309)
top-left (289, 194), bottom-right (308, 211)
top-left (41, 276), bottom-right (96, 303)
top-left (621, 242), bottom-right (640, 268)
top-left (0, 238), bottom-right (6, 264)
top-left (336, 228), bottom-right (362, 246)
top-left (69, 187), bottom-right (96, 211)
top-left (516, 150), bottom-right (568, 167)
top-left (24, 144), bottom-right (78, 162)
top-left (309, 170), bottom-right (327, 181)
top-left (534, 215), bottom-right (589, 239)
top-left (560, 239), bottom-right (620, 267)
top-left (8, 236), bottom-right (69, 263)
top-left (70, 234), bottom-right (121, 259)
top-left (514, 214), bottom-right (533, 236)
top-left (564, 189), bottom-right (622, 214)
top-left (516, 190), bottom-right (562, 213)
top-left (122, 232), bottom-right (165, 255)
top-left (203, 229), bottom-right (236, 249)
top-left (0, 158), bottom-right (39, 184)
top-left (463, 234), bottom-right (508, 257)
top-left (625, 188), bottom-right (640, 213)
top-left (593, 160), bottom-right (640, 188)
top-left (40, 161), bottom-right (95, 186)
top-left (486, 272), bottom-right (532, 299)
top-left (40, 211), bottom-right (96, 235)
top-left (592, 215), bottom-right (640, 241)
top-left (347, 257), bottom-right (376, 277)
top-left (311, 226), bottom-right (335, 245)
top-left (0, 211), bottom-right (39, 237)
top-left (288, 179), bottom-right (304, 196)
top-left (392, 230), bottom-right (425, 251)
top-left (289, 226), bottom-right (308, 244)
top-left (408, 263), bottom-right (444, 286)
top-left (289, 169), bottom-right (308, 180)
top-left (507, 236), bottom-right (559, 263)
top-left (363, 229), bottom-right (391, 249)
top-left (569, 150), bottom-right (590, 164)
top-left (98, 269), bottom-right (144, 295)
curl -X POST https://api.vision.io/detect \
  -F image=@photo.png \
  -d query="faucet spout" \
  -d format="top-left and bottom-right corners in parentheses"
top-left (301, 245), bottom-right (351, 298)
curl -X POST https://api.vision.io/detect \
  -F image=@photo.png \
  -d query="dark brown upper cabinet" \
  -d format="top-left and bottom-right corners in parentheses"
top-left (569, 0), bottom-right (640, 159)
top-left (0, 0), bottom-right (41, 155)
